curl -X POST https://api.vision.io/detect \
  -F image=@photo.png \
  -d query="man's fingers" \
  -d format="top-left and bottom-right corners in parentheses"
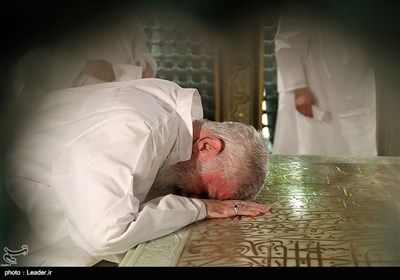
top-left (231, 201), bottom-right (269, 217)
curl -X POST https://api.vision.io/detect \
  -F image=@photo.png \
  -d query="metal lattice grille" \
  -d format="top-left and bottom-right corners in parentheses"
top-left (142, 14), bottom-right (278, 134)
top-left (142, 15), bottom-right (215, 121)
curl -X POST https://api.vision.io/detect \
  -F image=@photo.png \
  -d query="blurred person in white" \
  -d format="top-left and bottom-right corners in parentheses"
top-left (12, 15), bottom-right (157, 100)
top-left (272, 6), bottom-right (377, 156)
top-left (5, 78), bottom-right (270, 266)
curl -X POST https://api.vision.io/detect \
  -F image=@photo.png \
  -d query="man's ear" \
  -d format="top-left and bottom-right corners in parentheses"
top-left (194, 137), bottom-right (223, 161)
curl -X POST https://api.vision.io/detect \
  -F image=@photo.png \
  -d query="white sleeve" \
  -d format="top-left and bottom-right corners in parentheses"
top-left (50, 115), bottom-right (206, 258)
top-left (274, 12), bottom-right (310, 92)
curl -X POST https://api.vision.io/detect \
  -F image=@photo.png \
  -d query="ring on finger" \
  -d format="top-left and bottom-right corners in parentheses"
top-left (233, 203), bottom-right (244, 215)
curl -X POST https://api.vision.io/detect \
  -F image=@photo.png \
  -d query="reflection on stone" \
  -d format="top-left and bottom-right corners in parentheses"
top-left (121, 155), bottom-right (400, 267)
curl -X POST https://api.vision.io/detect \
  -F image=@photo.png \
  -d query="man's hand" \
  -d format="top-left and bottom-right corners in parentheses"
top-left (199, 199), bottom-right (269, 218)
top-left (141, 62), bottom-right (154, 78)
top-left (294, 87), bottom-right (314, 118)
top-left (80, 59), bottom-right (116, 82)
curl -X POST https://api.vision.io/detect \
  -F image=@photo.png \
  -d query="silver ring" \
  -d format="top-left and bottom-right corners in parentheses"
top-left (233, 203), bottom-right (244, 215)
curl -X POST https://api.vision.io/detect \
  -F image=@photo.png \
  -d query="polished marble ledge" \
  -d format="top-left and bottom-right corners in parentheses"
top-left (120, 155), bottom-right (400, 267)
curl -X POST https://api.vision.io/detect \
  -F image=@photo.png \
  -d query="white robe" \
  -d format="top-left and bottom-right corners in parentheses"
top-left (272, 10), bottom-right (377, 156)
top-left (13, 17), bottom-right (157, 99)
top-left (5, 78), bottom-right (206, 266)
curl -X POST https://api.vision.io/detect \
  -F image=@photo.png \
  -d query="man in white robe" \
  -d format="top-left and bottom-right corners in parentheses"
top-left (4, 78), bottom-right (269, 266)
top-left (272, 8), bottom-right (377, 156)
top-left (12, 17), bottom-right (157, 100)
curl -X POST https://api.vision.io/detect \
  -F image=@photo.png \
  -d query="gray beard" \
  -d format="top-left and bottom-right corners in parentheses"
top-left (143, 158), bottom-right (200, 203)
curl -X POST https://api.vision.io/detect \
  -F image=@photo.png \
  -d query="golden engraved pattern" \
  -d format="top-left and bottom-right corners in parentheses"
top-left (120, 227), bottom-right (190, 266)
top-left (215, 22), bottom-right (263, 126)
top-left (177, 155), bottom-right (400, 266)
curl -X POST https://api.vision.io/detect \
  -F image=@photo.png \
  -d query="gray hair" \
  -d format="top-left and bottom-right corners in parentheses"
top-left (198, 119), bottom-right (270, 200)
